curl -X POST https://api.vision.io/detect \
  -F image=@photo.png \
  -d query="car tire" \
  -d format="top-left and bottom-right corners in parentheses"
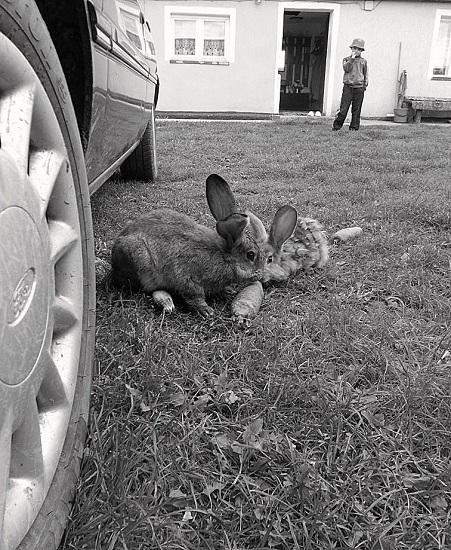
top-left (120, 103), bottom-right (158, 181)
top-left (0, 2), bottom-right (95, 550)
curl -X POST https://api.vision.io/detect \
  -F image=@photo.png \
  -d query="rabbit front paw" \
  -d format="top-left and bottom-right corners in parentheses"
top-left (152, 290), bottom-right (175, 313)
top-left (183, 293), bottom-right (215, 317)
top-left (197, 304), bottom-right (215, 318)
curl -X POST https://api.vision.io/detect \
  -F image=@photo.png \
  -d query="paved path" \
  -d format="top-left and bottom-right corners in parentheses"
top-left (157, 113), bottom-right (450, 127)
top-left (280, 114), bottom-right (399, 126)
top-left (280, 113), bottom-right (450, 127)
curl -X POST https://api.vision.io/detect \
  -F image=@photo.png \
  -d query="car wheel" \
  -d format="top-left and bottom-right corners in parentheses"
top-left (121, 103), bottom-right (158, 181)
top-left (0, 3), bottom-right (95, 550)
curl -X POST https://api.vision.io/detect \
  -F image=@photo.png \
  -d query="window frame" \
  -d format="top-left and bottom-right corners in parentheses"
top-left (165, 6), bottom-right (236, 65)
top-left (429, 9), bottom-right (451, 80)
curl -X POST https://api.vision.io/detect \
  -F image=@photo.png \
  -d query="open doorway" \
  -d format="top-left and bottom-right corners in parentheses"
top-left (279, 10), bottom-right (329, 113)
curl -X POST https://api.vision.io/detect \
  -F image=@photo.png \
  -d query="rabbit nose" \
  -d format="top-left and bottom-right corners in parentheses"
top-left (252, 269), bottom-right (264, 281)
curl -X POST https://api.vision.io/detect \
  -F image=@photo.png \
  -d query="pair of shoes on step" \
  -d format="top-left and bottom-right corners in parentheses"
top-left (308, 111), bottom-right (322, 117)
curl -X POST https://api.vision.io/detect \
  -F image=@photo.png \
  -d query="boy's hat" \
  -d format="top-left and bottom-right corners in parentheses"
top-left (350, 38), bottom-right (365, 50)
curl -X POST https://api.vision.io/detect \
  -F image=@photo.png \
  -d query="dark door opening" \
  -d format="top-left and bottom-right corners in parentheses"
top-left (279, 11), bottom-right (329, 113)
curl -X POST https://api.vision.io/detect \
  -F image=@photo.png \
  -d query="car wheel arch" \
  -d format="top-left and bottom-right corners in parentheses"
top-left (34, 0), bottom-right (94, 152)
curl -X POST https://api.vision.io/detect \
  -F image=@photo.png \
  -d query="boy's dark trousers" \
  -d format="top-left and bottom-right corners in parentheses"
top-left (333, 85), bottom-right (365, 130)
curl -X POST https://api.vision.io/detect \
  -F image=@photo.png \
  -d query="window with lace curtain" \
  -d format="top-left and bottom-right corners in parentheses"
top-left (430, 10), bottom-right (451, 79)
top-left (165, 7), bottom-right (235, 64)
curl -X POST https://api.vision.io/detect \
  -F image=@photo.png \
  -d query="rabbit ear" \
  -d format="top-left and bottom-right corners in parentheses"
top-left (216, 213), bottom-right (249, 246)
top-left (268, 205), bottom-right (298, 251)
top-left (245, 211), bottom-right (268, 242)
top-left (206, 174), bottom-right (238, 221)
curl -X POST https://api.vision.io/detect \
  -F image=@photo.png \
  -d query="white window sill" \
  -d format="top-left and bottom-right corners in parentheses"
top-left (170, 59), bottom-right (230, 65)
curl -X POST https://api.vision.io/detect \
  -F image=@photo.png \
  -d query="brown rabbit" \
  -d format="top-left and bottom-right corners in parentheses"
top-left (111, 174), bottom-right (298, 316)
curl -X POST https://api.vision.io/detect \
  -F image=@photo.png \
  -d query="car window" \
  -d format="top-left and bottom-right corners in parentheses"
top-left (117, 2), bottom-right (144, 50)
top-left (100, 0), bottom-right (145, 56)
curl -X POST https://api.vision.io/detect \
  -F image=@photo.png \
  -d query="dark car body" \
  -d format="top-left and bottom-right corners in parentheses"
top-left (85, 0), bottom-right (158, 190)
top-left (37, 0), bottom-right (159, 192)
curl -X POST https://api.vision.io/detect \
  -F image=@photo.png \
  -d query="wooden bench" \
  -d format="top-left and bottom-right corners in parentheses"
top-left (405, 96), bottom-right (451, 123)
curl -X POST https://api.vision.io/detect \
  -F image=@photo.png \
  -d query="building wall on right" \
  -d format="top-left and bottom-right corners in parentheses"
top-left (335, 1), bottom-right (451, 118)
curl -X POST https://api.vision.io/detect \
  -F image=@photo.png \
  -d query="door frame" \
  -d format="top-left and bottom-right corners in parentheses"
top-left (275, 2), bottom-right (341, 116)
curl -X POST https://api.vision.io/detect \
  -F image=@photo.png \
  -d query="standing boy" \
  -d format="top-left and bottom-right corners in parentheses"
top-left (333, 38), bottom-right (368, 131)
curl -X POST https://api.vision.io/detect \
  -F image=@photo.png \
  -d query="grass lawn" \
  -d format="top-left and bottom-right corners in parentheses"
top-left (63, 118), bottom-right (451, 550)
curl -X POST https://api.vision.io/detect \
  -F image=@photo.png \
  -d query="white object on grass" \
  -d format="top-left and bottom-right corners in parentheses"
top-left (332, 227), bottom-right (363, 243)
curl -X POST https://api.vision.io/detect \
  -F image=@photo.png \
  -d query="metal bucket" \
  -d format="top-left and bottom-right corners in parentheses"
top-left (394, 107), bottom-right (410, 123)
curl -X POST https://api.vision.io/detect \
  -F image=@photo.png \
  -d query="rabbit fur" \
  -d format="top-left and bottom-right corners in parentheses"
top-left (111, 174), bottom-right (298, 316)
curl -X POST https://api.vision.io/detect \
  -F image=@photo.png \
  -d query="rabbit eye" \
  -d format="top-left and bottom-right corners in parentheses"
top-left (267, 256), bottom-right (273, 264)
top-left (246, 251), bottom-right (256, 261)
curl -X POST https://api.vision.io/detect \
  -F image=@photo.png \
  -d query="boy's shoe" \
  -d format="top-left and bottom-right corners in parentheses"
top-left (307, 111), bottom-right (314, 116)
top-left (315, 111), bottom-right (322, 117)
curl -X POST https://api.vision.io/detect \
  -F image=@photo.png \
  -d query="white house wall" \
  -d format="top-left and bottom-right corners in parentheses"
top-left (145, 0), bottom-right (451, 118)
top-left (147, 0), bottom-right (281, 114)
top-left (334, 1), bottom-right (451, 118)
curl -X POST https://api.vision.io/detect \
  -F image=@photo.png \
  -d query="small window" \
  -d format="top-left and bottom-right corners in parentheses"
top-left (172, 15), bottom-right (228, 62)
top-left (118, 6), bottom-right (144, 50)
top-left (165, 7), bottom-right (236, 64)
top-left (430, 11), bottom-right (451, 79)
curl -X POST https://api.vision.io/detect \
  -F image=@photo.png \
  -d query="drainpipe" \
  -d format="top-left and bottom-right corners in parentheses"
top-left (388, 41), bottom-right (402, 118)
top-left (396, 41), bottom-right (402, 104)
